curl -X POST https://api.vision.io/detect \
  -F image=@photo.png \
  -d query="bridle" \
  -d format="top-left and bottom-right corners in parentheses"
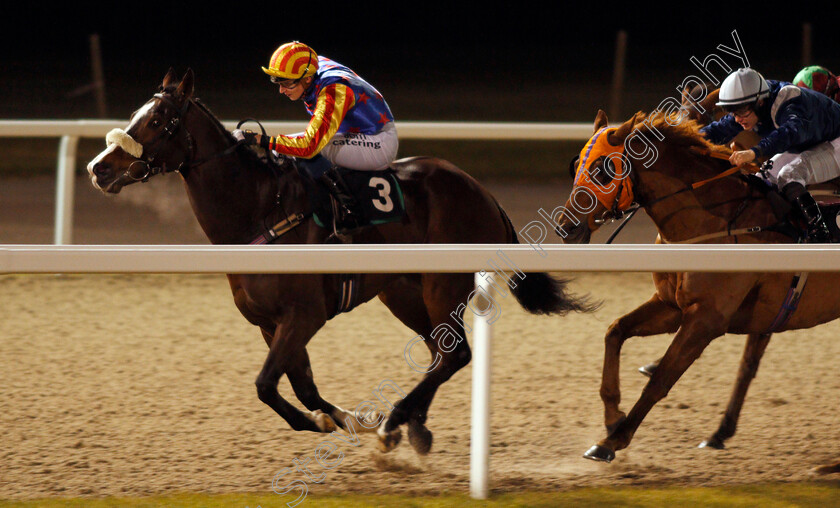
top-left (112, 92), bottom-right (246, 184)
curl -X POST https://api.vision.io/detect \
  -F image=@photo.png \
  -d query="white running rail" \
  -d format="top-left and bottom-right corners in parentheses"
top-left (0, 120), bottom-right (593, 245)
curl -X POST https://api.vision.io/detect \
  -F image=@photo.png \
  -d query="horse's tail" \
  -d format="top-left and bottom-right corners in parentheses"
top-left (496, 202), bottom-right (600, 315)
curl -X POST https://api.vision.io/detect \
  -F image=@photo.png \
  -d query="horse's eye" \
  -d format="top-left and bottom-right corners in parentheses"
top-left (150, 119), bottom-right (161, 128)
top-left (605, 157), bottom-right (616, 175)
top-left (590, 157), bottom-right (614, 185)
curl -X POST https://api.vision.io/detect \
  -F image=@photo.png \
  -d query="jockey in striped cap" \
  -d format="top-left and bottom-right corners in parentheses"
top-left (233, 41), bottom-right (398, 235)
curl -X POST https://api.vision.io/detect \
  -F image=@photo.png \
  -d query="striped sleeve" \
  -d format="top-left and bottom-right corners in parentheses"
top-left (268, 83), bottom-right (355, 158)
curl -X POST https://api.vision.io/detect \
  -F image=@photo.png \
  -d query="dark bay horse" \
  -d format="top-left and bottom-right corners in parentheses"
top-left (556, 109), bottom-right (840, 473)
top-left (86, 69), bottom-right (593, 454)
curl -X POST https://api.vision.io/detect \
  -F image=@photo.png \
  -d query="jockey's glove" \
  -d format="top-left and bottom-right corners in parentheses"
top-left (232, 129), bottom-right (258, 145)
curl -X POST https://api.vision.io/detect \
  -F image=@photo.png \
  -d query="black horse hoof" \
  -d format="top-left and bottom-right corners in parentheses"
top-left (638, 362), bottom-right (658, 378)
top-left (408, 420), bottom-right (433, 455)
top-left (698, 437), bottom-right (725, 449)
top-left (583, 444), bottom-right (615, 462)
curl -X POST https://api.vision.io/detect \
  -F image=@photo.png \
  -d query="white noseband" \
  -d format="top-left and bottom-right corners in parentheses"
top-left (106, 128), bottom-right (143, 158)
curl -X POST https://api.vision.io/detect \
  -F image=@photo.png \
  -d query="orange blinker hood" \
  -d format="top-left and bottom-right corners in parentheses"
top-left (573, 127), bottom-right (634, 211)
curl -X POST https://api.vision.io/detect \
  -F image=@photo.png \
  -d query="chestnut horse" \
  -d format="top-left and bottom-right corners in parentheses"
top-left (557, 109), bottom-right (840, 474)
top-left (86, 69), bottom-right (593, 455)
top-left (636, 83), bottom-right (758, 378)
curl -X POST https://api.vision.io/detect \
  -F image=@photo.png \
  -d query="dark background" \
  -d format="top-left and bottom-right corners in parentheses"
top-left (1, 5), bottom-right (838, 176)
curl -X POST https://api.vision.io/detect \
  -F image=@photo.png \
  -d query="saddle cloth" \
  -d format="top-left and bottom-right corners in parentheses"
top-left (311, 168), bottom-right (406, 230)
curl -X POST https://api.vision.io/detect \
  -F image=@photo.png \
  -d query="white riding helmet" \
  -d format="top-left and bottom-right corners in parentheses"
top-left (716, 68), bottom-right (770, 108)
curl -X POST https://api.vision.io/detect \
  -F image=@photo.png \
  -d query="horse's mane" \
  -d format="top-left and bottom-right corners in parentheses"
top-left (160, 84), bottom-right (289, 175)
top-left (633, 110), bottom-right (731, 161)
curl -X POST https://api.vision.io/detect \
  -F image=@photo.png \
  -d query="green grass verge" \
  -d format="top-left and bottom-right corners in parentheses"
top-left (2, 482), bottom-right (838, 508)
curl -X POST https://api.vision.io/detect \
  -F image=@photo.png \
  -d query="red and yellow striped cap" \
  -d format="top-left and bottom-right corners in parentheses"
top-left (262, 42), bottom-right (319, 79)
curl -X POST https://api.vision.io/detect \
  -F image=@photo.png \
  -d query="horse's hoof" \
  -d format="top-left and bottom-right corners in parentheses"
top-left (698, 437), bottom-right (725, 449)
top-left (583, 444), bottom-right (615, 462)
top-left (812, 463), bottom-right (840, 475)
top-left (312, 410), bottom-right (337, 433)
top-left (638, 362), bottom-right (658, 378)
top-left (408, 420), bottom-right (433, 455)
top-left (377, 424), bottom-right (402, 453)
top-left (355, 410), bottom-right (385, 433)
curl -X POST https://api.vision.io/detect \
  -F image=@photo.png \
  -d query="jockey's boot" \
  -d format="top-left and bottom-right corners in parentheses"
top-left (319, 167), bottom-right (365, 236)
top-left (783, 182), bottom-right (832, 243)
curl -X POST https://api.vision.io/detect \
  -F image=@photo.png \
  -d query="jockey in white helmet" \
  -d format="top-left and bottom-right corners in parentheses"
top-left (701, 67), bottom-right (840, 243)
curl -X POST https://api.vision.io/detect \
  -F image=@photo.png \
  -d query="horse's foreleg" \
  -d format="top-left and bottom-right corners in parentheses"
top-left (586, 302), bottom-right (726, 462)
top-left (601, 294), bottom-right (681, 432)
top-left (255, 315), bottom-right (333, 433)
top-left (699, 332), bottom-right (772, 449)
top-left (284, 346), bottom-right (382, 435)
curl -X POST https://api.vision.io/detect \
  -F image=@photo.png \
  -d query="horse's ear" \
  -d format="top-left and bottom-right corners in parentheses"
top-left (162, 67), bottom-right (177, 89)
top-left (608, 111), bottom-right (644, 145)
top-left (594, 109), bottom-right (609, 132)
top-left (175, 68), bottom-right (195, 100)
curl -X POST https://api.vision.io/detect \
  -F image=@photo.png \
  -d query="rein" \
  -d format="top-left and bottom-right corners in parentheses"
top-left (654, 150), bottom-right (791, 244)
top-left (605, 147), bottom-right (780, 244)
top-left (109, 92), bottom-right (309, 243)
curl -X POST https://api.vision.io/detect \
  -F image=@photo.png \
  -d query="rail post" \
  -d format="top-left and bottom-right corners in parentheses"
top-left (54, 135), bottom-right (79, 245)
top-left (470, 271), bottom-right (494, 499)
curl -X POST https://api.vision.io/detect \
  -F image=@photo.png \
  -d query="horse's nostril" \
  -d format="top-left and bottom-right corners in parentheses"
top-left (93, 163), bottom-right (110, 178)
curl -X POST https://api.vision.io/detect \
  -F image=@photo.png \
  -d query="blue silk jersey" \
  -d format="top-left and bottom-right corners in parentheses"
top-left (304, 57), bottom-right (394, 135)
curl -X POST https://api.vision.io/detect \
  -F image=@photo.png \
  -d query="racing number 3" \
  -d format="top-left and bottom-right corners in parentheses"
top-left (369, 177), bottom-right (393, 212)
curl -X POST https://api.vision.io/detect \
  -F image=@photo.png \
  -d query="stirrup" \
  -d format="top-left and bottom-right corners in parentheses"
top-left (806, 221), bottom-right (831, 243)
top-left (319, 169), bottom-right (366, 237)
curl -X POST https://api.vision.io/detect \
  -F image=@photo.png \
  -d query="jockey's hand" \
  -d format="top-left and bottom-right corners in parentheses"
top-left (730, 149), bottom-right (756, 167)
top-left (232, 129), bottom-right (259, 145)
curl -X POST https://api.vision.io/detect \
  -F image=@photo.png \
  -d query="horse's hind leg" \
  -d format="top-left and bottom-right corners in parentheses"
top-left (600, 293), bottom-right (682, 432)
top-left (377, 276), bottom-right (438, 454)
top-left (699, 332), bottom-right (772, 449)
top-left (378, 274), bottom-right (474, 454)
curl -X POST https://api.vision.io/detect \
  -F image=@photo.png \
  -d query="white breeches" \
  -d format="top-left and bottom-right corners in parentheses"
top-left (765, 136), bottom-right (840, 188)
top-left (320, 122), bottom-right (399, 171)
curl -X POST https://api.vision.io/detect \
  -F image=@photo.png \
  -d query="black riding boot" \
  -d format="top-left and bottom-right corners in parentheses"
top-left (319, 167), bottom-right (365, 235)
top-left (782, 182), bottom-right (831, 243)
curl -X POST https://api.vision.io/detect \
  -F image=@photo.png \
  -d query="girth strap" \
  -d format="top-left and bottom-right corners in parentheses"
top-left (332, 274), bottom-right (362, 319)
top-left (766, 272), bottom-right (809, 333)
